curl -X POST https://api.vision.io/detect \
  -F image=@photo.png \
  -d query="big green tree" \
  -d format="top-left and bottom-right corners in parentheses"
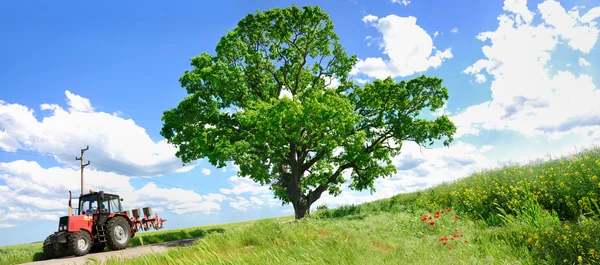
top-left (161, 5), bottom-right (456, 219)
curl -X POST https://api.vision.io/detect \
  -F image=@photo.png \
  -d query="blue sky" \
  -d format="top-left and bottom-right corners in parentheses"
top-left (1, 0), bottom-right (599, 246)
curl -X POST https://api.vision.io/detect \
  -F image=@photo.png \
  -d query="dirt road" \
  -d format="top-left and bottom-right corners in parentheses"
top-left (20, 237), bottom-right (200, 265)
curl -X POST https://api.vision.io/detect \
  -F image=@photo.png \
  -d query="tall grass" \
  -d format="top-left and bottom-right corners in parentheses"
top-left (99, 213), bottom-right (537, 265)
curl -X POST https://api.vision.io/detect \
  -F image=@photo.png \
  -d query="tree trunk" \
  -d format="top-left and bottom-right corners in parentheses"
top-left (292, 198), bottom-right (309, 219)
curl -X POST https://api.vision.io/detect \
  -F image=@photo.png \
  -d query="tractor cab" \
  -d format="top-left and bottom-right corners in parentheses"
top-left (77, 190), bottom-right (123, 215)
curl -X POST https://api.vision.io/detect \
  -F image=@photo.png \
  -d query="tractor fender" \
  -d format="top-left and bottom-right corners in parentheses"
top-left (51, 231), bottom-right (68, 244)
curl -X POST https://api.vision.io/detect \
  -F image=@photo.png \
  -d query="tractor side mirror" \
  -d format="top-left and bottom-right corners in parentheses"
top-left (120, 198), bottom-right (124, 201)
top-left (99, 191), bottom-right (105, 201)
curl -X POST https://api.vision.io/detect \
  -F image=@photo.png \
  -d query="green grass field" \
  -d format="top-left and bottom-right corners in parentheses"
top-left (2, 147), bottom-right (599, 264)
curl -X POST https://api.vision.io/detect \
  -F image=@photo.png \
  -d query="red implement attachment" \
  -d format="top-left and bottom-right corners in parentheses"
top-left (129, 207), bottom-right (167, 232)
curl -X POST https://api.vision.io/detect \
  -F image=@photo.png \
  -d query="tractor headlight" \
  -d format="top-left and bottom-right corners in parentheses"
top-left (63, 225), bottom-right (67, 231)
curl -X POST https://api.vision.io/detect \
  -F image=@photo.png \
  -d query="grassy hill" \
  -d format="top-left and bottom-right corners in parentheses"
top-left (2, 147), bottom-right (599, 264)
top-left (99, 147), bottom-right (599, 265)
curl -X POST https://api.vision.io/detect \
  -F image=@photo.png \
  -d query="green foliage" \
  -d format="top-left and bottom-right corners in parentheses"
top-left (161, 5), bottom-right (456, 218)
top-left (313, 204), bottom-right (362, 219)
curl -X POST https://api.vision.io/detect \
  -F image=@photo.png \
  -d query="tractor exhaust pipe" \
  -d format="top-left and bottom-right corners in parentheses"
top-left (68, 191), bottom-right (73, 217)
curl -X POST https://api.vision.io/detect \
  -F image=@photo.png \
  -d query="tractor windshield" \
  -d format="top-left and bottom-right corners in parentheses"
top-left (107, 195), bottom-right (122, 213)
top-left (79, 195), bottom-right (98, 215)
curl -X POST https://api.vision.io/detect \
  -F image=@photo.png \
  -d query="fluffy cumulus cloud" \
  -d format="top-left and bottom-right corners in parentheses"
top-left (220, 176), bottom-right (280, 211)
top-left (351, 14), bottom-right (453, 79)
top-left (0, 161), bottom-right (224, 228)
top-left (456, 0), bottom-right (600, 144)
top-left (0, 90), bottom-right (197, 177)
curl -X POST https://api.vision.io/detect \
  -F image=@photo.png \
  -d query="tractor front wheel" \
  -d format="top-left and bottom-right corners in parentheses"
top-left (106, 216), bottom-right (131, 250)
top-left (68, 231), bottom-right (92, 256)
top-left (42, 234), bottom-right (67, 259)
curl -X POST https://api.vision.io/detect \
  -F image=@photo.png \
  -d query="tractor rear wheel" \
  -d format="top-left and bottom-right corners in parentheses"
top-left (68, 231), bottom-right (92, 256)
top-left (42, 234), bottom-right (67, 259)
top-left (106, 216), bottom-right (131, 250)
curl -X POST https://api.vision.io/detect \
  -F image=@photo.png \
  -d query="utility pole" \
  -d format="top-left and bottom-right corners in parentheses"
top-left (76, 146), bottom-right (90, 195)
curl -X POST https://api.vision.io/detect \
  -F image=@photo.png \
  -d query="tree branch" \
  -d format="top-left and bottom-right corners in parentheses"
top-left (310, 162), bottom-right (354, 201)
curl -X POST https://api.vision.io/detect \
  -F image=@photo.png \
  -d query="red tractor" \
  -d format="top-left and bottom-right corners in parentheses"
top-left (42, 190), bottom-right (166, 258)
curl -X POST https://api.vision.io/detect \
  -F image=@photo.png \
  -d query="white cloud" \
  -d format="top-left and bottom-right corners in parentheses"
top-left (313, 141), bottom-right (494, 209)
top-left (432, 103), bottom-right (450, 117)
top-left (503, 0), bottom-right (534, 24)
top-left (201, 168), bottom-right (211, 176)
top-left (451, 28), bottom-right (459, 33)
top-left (65, 90), bottom-right (94, 112)
top-left (538, 0), bottom-right (599, 53)
top-left (457, 0), bottom-right (600, 140)
top-left (0, 91), bottom-right (196, 177)
top-left (581, 7), bottom-right (600, 23)
top-left (480, 145), bottom-right (494, 153)
top-left (352, 15), bottom-right (453, 79)
top-left (361, 14), bottom-right (379, 26)
top-left (434, 31), bottom-right (439, 38)
top-left (219, 176), bottom-right (281, 211)
top-left (278, 87), bottom-right (293, 99)
top-left (229, 197), bottom-right (252, 212)
top-left (355, 78), bottom-right (368, 85)
top-left (579, 57), bottom-right (591, 66)
top-left (219, 176), bottom-right (270, 195)
top-left (391, 0), bottom-right (411, 6)
top-left (322, 76), bottom-right (340, 89)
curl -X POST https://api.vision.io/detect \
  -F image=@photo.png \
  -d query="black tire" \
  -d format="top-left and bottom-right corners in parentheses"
top-left (68, 231), bottom-right (92, 256)
top-left (42, 234), bottom-right (67, 259)
top-left (106, 216), bottom-right (131, 250)
top-left (90, 243), bottom-right (106, 253)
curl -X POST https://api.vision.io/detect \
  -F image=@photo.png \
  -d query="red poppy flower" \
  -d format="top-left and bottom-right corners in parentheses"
top-left (420, 217), bottom-right (426, 222)
top-left (428, 216), bottom-right (432, 220)
top-left (457, 200), bottom-right (461, 203)
top-left (460, 234), bottom-right (463, 237)
top-left (434, 215), bottom-right (439, 219)
top-left (443, 242), bottom-right (447, 245)
top-left (454, 215), bottom-right (459, 219)
top-left (435, 211), bottom-right (440, 215)
top-left (429, 221), bottom-right (435, 226)
top-left (453, 234), bottom-right (458, 238)
top-left (451, 237), bottom-right (455, 240)
top-left (447, 208), bottom-right (451, 212)
top-left (464, 240), bottom-right (468, 243)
